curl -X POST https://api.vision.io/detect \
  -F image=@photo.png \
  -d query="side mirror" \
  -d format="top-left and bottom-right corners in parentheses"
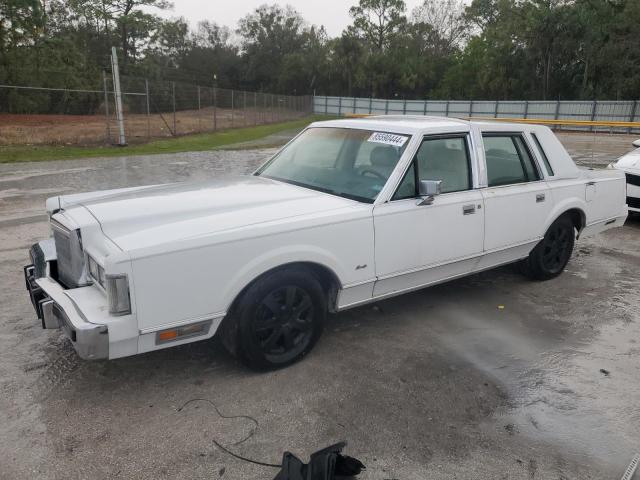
top-left (417, 180), bottom-right (442, 206)
top-left (633, 139), bottom-right (640, 148)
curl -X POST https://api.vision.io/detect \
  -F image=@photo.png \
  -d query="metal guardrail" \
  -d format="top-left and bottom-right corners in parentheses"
top-left (469, 117), bottom-right (640, 129)
top-left (315, 96), bottom-right (640, 134)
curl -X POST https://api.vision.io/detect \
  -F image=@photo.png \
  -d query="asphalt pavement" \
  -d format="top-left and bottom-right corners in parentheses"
top-left (0, 132), bottom-right (638, 479)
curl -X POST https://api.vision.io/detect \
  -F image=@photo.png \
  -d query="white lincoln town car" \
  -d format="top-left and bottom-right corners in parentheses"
top-left (25, 116), bottom-right (628, 370)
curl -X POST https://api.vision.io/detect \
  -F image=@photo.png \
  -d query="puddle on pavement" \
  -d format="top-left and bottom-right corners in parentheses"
top-left (430, 248), bottom-right (640, 471)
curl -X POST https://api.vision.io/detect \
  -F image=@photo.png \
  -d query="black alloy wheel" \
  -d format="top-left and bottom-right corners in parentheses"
top-left (224, 267), bottom-right (326, 370)
top-left (521, 214), bottom-right (575, 281)
top-left (253, 285), bottom-right (315, 364)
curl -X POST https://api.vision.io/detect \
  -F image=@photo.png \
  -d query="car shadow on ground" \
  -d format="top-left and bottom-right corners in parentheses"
top-left (35, 263), bottom-right (536, 410)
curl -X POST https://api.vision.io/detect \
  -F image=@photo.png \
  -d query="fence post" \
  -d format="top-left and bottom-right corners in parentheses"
top-left (445, 100), bottom-right (450, 117)
top-left (553, 99), bottom-right (561, 131)
top-left (353, 96), bottom-right (357, 115)
top-left (197, 85), bottom-right (201, 132)
top-left (403, 99), bottom-right (407, 115)
top-left (102, 70), bottom-right (111, 143)
top-left (325, 96), bottom-right (328, 115)
top-left (369, 97), bottom-right (373, 114)
top-left (423, 100), bottom-right (427, 116)
top-left (171, 81), bottom-right (177, 136)
top-left (338, 96), bottom-right (342, 116)
top-left (231, 90), bottom-right (235, 127)
top-left (524, 100), bottom-right (529, 119)
top-left (628, 100), bottom-right (638, 134)
top-left (110, 47), bottom-right (126, 146)
top-left (494, 100), bottom-right (499, 118)
top-left (145, 79), bottom-right (151, 139)
top-left (213, 87), bottom-right (218, 132)
top-left (589, 100), bottom-right (597, 133)
top-left (243, 90), bottom-right (247, 126)
top-left (254, 91), bottom-right (258, 126)
top-left (385, 99), bottom-right (389, 114)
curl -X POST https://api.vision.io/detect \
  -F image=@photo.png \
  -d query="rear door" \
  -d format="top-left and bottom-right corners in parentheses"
top-left (481, 133), bottom-right (552, 254)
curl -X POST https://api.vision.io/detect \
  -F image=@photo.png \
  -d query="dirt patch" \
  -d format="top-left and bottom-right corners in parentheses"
top-left (0, 108), bottom-right (307, 146)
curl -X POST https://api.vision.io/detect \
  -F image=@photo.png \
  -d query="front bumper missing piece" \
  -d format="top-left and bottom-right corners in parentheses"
top-left (24, 240), bottom-right (108, 360)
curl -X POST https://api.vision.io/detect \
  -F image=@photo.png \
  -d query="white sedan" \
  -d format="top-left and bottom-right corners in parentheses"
top-left (25, 116), bottom-right (628, 370)
top-left (610, 139), bottom-right (640, 213)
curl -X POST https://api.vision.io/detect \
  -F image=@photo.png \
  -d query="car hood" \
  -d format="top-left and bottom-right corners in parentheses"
top-left (66, 176), bottom-right (358, 251)
top-left (615, 148), bottom-right (640, 174)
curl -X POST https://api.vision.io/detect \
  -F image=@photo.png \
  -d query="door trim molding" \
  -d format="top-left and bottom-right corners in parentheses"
top-left (337, 239), bottom-right (541, 311)
top-left (375, 237), bottom-right (541, 282)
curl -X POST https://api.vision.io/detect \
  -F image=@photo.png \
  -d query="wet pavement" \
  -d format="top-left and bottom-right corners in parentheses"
top-left (0, 133), bottom-right (639, 479)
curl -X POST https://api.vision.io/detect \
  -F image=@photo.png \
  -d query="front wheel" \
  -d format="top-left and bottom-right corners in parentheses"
top-left (226, 267), bottom-right (326, 371)
top-left (521, 215), bottom-right (575, 281)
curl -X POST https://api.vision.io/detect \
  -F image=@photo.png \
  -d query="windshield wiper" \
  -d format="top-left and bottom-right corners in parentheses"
top-left (261, 176), bottom-right (374, 204)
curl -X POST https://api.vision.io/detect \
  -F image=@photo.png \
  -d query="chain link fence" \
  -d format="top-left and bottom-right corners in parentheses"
top-left (0, 75), bottom-right (312, 146)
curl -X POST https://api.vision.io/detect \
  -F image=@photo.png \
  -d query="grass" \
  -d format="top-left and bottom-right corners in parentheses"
top-left (0, 115), bottom-right (334, 163)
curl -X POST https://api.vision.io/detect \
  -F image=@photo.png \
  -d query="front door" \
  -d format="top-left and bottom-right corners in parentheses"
top-left (373, 134), bottom-right (485, 298)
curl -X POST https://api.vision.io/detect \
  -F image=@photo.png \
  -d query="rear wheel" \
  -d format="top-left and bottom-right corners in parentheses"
top-left (521, 215), bottom-right (575, 281)
top-left (225, 267), bottom-right (326, 371)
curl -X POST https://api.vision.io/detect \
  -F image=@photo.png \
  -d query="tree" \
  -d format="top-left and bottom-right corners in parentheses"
top-left (348, 0), bottom-right (407, 51)
top-left (412, 0), bottom-right (467, 51)
top-left (237, 4), bottom-right (307, 91)
top-left (0, 0), bottom-right (45, 80)
top-left (329, 32), bottom-right (365, 96)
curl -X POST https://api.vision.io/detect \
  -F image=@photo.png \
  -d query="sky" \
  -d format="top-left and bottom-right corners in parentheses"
top-left (157, 0), bottom-right (428, 38)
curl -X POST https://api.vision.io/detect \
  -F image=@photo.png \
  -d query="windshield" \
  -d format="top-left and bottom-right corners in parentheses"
top-left (256, 127), bottom-right (410, 203)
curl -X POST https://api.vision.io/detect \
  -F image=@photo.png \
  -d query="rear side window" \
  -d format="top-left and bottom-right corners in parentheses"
top-left (483, 134), bottom-right (541, 187)
top-left (531, 133), bottom-right (554, 176)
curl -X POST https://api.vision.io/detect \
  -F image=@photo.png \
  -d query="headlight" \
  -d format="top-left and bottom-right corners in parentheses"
top-left (106, 274), bottom-right (131, 316)
top-left (87, 256), bottom-right (106, 288)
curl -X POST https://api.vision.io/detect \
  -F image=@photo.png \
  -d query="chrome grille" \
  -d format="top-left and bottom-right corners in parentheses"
top-left (626, 173), bottom-right (640, 187)
top-left (29, 243), bottom-right (47, 278)
top-left (51, 220), bottom-right (88, 288)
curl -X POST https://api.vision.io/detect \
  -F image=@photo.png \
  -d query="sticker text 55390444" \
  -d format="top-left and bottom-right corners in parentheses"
top-left (367, 132), bottom-right (409, 147)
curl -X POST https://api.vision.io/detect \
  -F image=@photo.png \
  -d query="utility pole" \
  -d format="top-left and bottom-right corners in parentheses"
top-left (102, 70), bottom-right (111, 143)
top-left (110, 47), bottom-right (126, 146)
top-left (213, 74), bottom-right (218, 132)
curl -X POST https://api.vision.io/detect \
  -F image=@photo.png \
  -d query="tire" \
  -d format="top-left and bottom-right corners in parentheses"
top-left (225, 267), bottom-right (326, 371)
top-left (521, 214), bottom-right (575, 281)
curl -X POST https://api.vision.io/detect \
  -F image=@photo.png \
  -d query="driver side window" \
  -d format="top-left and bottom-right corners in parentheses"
top-left (392, 135), bottom-right (472, 200)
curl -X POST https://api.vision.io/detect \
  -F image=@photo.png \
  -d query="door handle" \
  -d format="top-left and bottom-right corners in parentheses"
top-left (462, 204), bottom-right (476, 215)
top-left (536, 193), bottom-right (546, 203)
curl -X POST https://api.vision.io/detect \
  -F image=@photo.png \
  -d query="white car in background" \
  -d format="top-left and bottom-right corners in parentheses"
top-left (610, 139), bottom-right (640, 213)
top-left (24, 117), bottom-right (628, 370)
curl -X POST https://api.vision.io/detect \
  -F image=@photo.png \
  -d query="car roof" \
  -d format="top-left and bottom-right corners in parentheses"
top-left (310, 115), bottom-right (471, 135)
top-left (309, 115), bottom-right (548, 136)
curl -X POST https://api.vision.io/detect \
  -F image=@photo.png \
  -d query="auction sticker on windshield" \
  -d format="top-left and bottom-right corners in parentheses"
top-left (367, 132), bottom-right (409, 147)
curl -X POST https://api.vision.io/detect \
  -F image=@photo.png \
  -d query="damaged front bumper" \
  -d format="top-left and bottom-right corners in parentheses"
top-left (24, 240), bottom-right (109, 360)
